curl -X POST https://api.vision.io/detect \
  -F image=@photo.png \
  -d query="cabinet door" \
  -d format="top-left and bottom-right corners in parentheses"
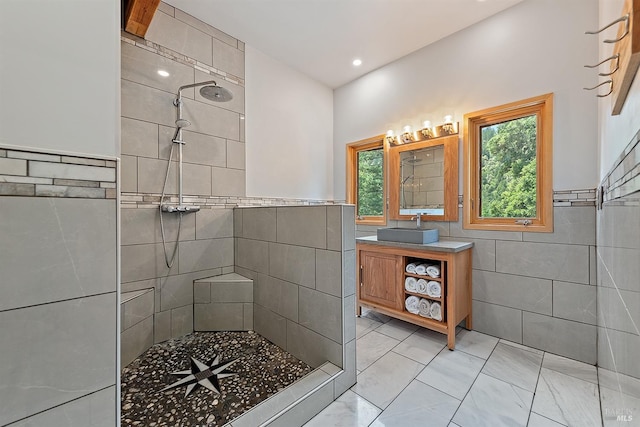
top-left (360, 250), bottom-right (402, 310)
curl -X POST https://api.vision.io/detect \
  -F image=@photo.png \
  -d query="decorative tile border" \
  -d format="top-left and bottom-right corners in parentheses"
top-left (120, 193), bottom-right (344, 209)
top-left (0, 149), bottom-right (116, 199)
top-left (121, 32), bottom-right (245, 87)
top-left (600, 128), bottom-right (640, 204)
top-left (457, 189), bottom-right (596, 208)
top-left (552, 189), bottom-right (596, 207)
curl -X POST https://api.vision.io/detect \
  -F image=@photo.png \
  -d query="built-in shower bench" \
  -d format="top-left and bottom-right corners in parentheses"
top-left (193, 273), bottom-right (254, 331)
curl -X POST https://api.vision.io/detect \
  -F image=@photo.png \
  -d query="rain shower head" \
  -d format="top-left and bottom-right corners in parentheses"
top-left (402, 155), bottom-right (423, 164)
top-left (199, 85), bottom-right (233, 102)
top-left (174, 80), bottom-right (233, 103)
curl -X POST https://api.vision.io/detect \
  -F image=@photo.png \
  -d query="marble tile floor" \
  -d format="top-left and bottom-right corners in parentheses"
top-left (305, 309), bottom-right (607, 427)
top-left (121, 331), bottom-right (312, 426)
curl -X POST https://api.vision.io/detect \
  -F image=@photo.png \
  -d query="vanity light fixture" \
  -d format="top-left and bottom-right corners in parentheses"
top-left (401, 125), bottom-right (415, 144)
top-left (385, 117), bottom-right (459, 146)
top-left (385, 129), bottom-right (396, 145)
top-left (158, 69), bottom-right (170, 77)
top-left (442, 115), bottom-right (455, 134)
top-left (420, 120), bottom-right (434, 139)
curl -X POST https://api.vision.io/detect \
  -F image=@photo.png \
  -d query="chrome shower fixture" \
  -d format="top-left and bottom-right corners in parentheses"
top-left (175, 118), bottom-right (191, 128)
top-left (172, 118), bottom-right (191, 143)
top-left (159, 80), bottom-right (234, 268)
top-left (166, 80), bottom-right (234, 214)
top-left (173, 80), bottom-right (233, 107)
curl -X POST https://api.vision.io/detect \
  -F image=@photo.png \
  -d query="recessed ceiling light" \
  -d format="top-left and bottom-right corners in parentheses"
top-left (157, 70), bottom-right (170, 77)
top-left (352, 59), bottom-right (362, 67)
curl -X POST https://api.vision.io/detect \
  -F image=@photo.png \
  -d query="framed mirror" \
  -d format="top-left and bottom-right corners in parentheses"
top-left (388, 134), bottom-right (458, 222)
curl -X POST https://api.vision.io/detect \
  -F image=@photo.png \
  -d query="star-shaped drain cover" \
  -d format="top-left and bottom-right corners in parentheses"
top-left (161, 354), bottom-right (238, 397)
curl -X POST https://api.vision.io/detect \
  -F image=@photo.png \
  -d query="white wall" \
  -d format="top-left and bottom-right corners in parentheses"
top-left (0, 0), bottom-right (120, 158)
top-left (246, 45), bottom-right (334, 200)
top-left (334, 0), bottom-right (599, 200)
top-left (598, 0), bottom-right (640, 177)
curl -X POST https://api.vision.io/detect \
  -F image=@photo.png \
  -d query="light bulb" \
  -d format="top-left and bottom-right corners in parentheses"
top-left (444, 115), bottom-right (453, 124)
top-left (403, 125), bottom-right (412, 133)
top-left (423, 120), bottom-right (432, 128)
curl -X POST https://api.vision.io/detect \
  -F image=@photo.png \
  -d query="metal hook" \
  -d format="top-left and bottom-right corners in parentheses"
top-left (585, 14), bottom-right (629, 43)
top-left (584, 54), bottom-right (620, 76)
top-left (583, 80), bottom-right (613, 97)
top-left (600, 54), bottom-right (620, 76)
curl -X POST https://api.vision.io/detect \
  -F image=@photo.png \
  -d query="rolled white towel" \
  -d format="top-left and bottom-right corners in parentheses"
top-left (426, 281), bottom-right (442, 298)
top-left (405, 296), bottom-right (420, 314)
top-left (416, 278), bottom-right (428, 294)
top-left (414, 264), bottom-right (428, 275)
top-left (426, 265), bottom-right (441, 278)
top-left (404, 277), bottom-right (418, 292)
top-left (430, 301), bottom-right (442, 321)
top-left (418, 298), bottom-right (431, 317)
top-left (405, 263), bottom-right (417, 274)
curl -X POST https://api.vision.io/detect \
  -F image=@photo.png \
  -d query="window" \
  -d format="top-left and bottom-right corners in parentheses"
top-left (463, 93), bottom-right (553, 232)
top-left (347, 136), bottom-right (386, 225)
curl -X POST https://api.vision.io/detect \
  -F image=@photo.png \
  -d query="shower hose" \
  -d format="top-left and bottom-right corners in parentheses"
top-left (159, 141), bottom-right (182, 268)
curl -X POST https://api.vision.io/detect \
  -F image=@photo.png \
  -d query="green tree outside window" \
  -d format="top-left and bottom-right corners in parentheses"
top-left (357, 149), bottom-right (384, 216)
top-left (480, 115), bottom-right (537, 218)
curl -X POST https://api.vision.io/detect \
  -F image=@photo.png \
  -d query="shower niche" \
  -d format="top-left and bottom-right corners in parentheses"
top-left (388, 134), bottom-right (459, 222)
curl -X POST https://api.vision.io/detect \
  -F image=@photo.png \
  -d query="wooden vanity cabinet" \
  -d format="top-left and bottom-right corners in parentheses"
top-left (359, 250), bottom-right (404, 310)
top-left (356, 240), bottom-right (473, 350)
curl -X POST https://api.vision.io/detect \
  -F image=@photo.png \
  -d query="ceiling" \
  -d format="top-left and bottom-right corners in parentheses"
top-left (164, 0), bottom-right (523, 88)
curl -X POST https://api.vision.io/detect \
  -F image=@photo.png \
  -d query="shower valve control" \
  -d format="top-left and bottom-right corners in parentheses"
top-left (161, 205), bottom-right (201, 214)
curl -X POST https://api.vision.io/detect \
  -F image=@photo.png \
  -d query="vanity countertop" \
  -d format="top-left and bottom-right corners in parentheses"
top-left (356, 235), bottom-right (473, 253)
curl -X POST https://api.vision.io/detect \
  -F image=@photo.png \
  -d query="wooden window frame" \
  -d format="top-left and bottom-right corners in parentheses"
top-left (346, 135), bottom-right (387, 226)
top-left (463, 93), bottom-right (553, 232)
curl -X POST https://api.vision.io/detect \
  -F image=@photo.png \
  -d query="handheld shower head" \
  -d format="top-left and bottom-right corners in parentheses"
top-left (172, 118), bottom-right (191, 142)
top-left (175, 118), bottom-right (191, 128)
top-left (199, 85), bottom-right (233, 102)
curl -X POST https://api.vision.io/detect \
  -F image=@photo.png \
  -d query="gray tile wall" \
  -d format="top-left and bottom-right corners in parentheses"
top-left (0, 190), bottom-right (118, 425)
top-left (121, 289), bottom-right (155, 366)
top-left (596, 130), bottom-right (640, 421)
top-left (120, 1), bottom-right (245, 352)
top-left (235, 205), bottom-right (357, 380)
top-left (357, 202), bottom-right (597, 364)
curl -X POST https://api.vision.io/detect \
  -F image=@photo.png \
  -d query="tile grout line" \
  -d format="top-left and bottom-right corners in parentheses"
top-left (361, 326), bottom-right (439, 422)
top-left (448, 339), bottom-right (498, 425)
top-left (524, 349), bottom-right (547, 427)
top-left (354, 330), bottom-right (400, 373)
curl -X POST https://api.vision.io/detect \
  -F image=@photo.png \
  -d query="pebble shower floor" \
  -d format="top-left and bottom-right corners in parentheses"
top-left (121, 331), bottom-right (312, 426)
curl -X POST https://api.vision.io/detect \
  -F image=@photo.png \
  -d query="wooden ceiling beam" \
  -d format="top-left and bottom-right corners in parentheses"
top-left (124, 0), bottom-right (160, 38)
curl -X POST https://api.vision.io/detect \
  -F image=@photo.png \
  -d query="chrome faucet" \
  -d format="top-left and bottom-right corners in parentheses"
top-left (411, 212), bottom-right (423, 228)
